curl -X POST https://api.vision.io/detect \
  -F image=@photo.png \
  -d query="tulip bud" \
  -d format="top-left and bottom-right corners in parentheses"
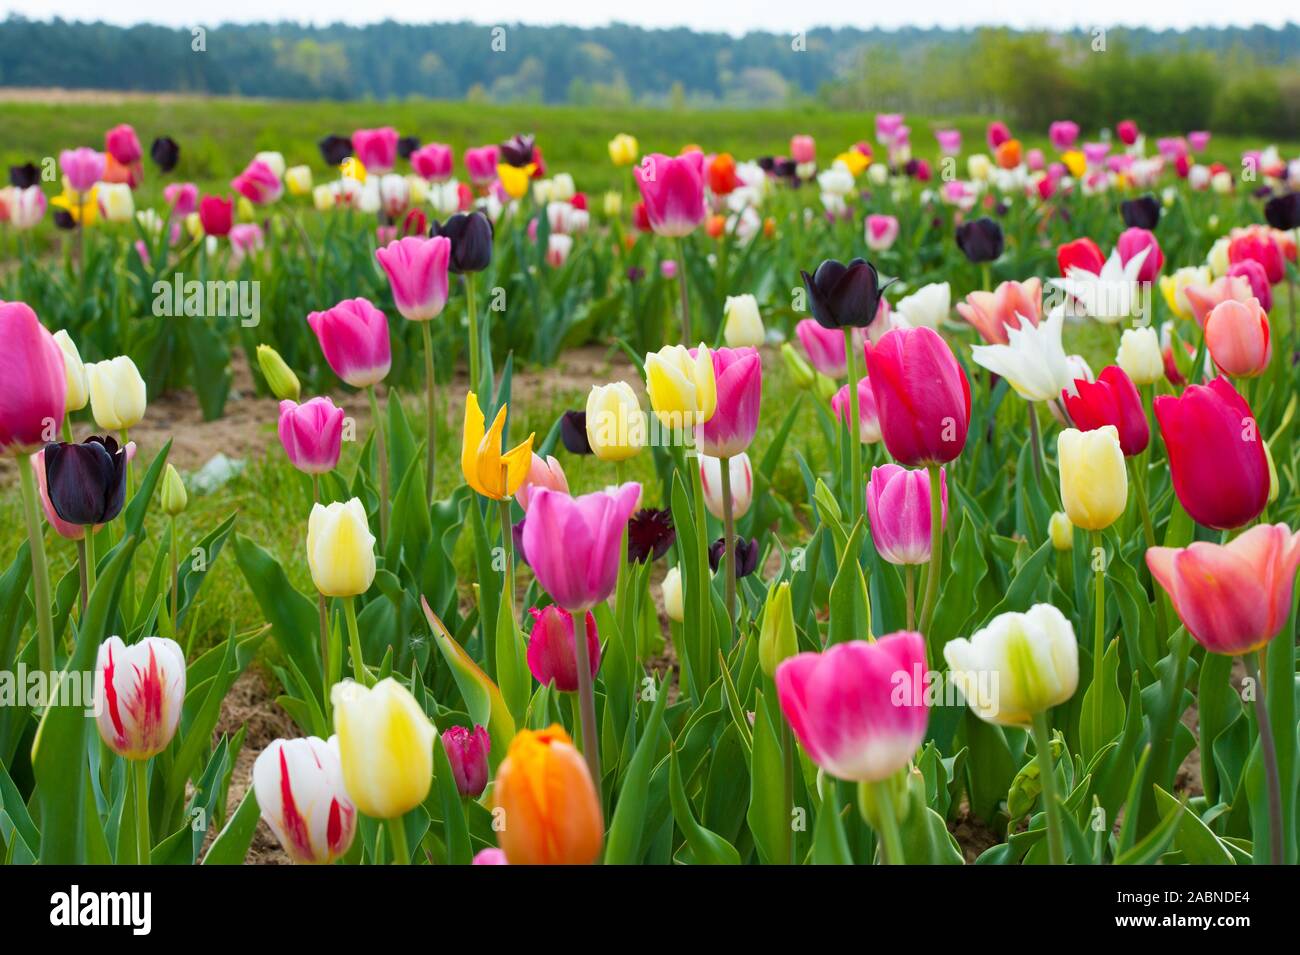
top-left (86, 355), bottom-right (147, 431)
top-left (441, 724), bottom-right (490, 799)
top-left (781, 342), bottom-right (816, 390)
top-left (160, 463), bottom-right (188, 516)
top-left (722, 294), bottom-right (765, 348)
top-left (284, 165), bottom-right (313, 196)
top-left (493, 726), bottom-right (604, 864)
top-left (1058, 426), bottom-right (1127, 531)
top-left (256, 344), bottom-right (301, 401)
top-left (306, 498), bottom-right (376, 597)
top-left (585, 382), bottom-right (646, 462)
top-left (645, 343), bottom-right (718, 429)
top-left (1264, 439), bottom-right (1279, 505)
top-left (1116, 326), bottom-right (1163, 385)
top-left (526, 606), bottom-right (600, 693)
top-left (1048, 511), bottom-right (1073, 551)
top-left (856, 768), bottom-right (911, 830)
top-left (758, 581), bottom-right (796, 678)
top-left (52, 330), bottom-right (89, 412)
top-left (332, 677), bottom-right (436, 819)
top-left (602, 191), bottom-right (623, 217)
top-left (699, 452), bottom-right (753, 521)
top-left (94, 636), bottom-right (186, 759)
top-left (253, 736), bottom-right (357, 864)
top-left (662, 566), bottom-right (684, 622)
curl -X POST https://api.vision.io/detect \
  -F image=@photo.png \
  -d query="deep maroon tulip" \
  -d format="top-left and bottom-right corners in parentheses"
top-left (955, 218), bottom-right (1004, 263)
top-left (1121, 195), bottom-right (1160, 231)
top-left (1264, 193), bottom-right (1300, 231)
top-left (708, 537), bottom-right (759, 577)
top-left (429, 212), bottom-right (493, 273)
top-left (499, 134), bottom-right (536, 168)
top-left (1062, 365), bottom-right (1149, 457)
top-left (318, 134), bottom-right (353, 166)
top-left (627, 508), bottom-right (675, 563)
top-left (43, 435), bottom-right (129, 525)
top-left (560, 410), bottom-right (593, 455)
top-left (800, 258), bottom-right (892, 330)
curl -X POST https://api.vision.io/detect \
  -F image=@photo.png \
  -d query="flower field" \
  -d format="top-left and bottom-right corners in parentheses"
top-left (2, 97), bottom-right (1300, 872)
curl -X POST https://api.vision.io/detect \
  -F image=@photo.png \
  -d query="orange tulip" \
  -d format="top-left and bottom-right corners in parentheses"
top-left (493, 726), bottom-right (603, 865)
top-left (996, 139), bottom-right (1022, 170)
top-left (706, 214), bottom-right (726, 239)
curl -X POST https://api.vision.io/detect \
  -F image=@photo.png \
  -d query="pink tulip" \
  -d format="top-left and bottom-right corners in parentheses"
top-left (94, 635), bottom-right (186, 760)
top-left (1116, 120), bottom-right (1139, 145)
top-left (1205, 298), bottom-right (1271, 379)
top-left (986, 121), bottom-right (1011, 150)
top-left (473, 848), bottom-right (509, 865)
top-left (252, 736), bottom-right (357, 865)
top-left (874, 113), bottom-right (903, 144)
top-left (526, 606), bottom-right (601, 692)
top-left (865, 326), bottom-right (970, 467)
top-left (410, 143), bottom-right (454, 182)
top-left (790, 135), bottom-right (816, 165)
top-left (306, 297), bottom-right (392, 388)
top-left (795, 319), bottom-right (847, 377)
top-left (634, 152), bottom-right (707, 238)
top-left (866, 465), bottom-right (948, 565)
top-left (516, 453), bottom-right (569, 511)
top-left (105, 124), bottom-right (142, 164)
top-left (374, 236), bottom-right (451, 322)
top-left (0, 302), bottom-right (66, 456)
top-left (700, 453), bottom-right (753, 520)
top-left (163, 182), bottom-right (199, 217)
top-left (934, 129), bottom-right (961, 156)
top-left (464, 145), bottom-right (500, 186)
top-left (1116, 227), bottom-right (1163, 282)
top-left (831, 377), bottom-right (881, 444)
top-left (59, 148), bottom-right (105, 194)
top-left (1083, 142), bottom-right (1110, 165)
top-left (955, 278), bottom-right (1042, 345)
top-left (865, 214), bottom-right (900, 251)
top-left (522, 483), bottom-right (641, 612)
top-left (278, 397), bottom-right (345, 474)
top-left (1185, 275), bottom-right (1255, 328)
top-left (1049, 121), bottom-right (1079, 152)
top-left (229, 223), bottom-right (264, 265)
top-left (1188, 130), bottom-right (1211, 152)
top-left (1025, 148), bottom-right (1045, 171)
top-left (231, 159), bottom-right (282, 205)
top-left (1228, 260), bottom-right (1272, 312)
top-left (775, 632), bottom-right (929, 782)
top-left (442, 724), bottom-right (491, 798)
top-left (1147, 523), bottom-right (1300, 655)
top-left (351, 127), bottom-right (399, 174)
top-left (700, 346), bottom-right (762, 457)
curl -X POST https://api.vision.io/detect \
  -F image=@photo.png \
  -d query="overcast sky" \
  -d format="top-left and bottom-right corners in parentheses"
top-left (3, 0), bottom-right (1296, 34)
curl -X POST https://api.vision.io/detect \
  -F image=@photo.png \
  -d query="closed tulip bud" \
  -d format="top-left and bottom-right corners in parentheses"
top-left (441, 724), bottom-right (491, 798)
top-left (1115, 326), bottom-right (1163, 385)
top-left (1058, 426), bottom-right (1127, 531)
top-left (662, 566), bottom-right (685, 622)
top-left (1049, 511), bottom-right (1073, 551)
top-left (279, 397), bottom-right (345, 475)
top-left (375, 235), bottom-right (451, 322)
top-left (86, 355), bottom-right (147, 431)
top-left (801, 257), bottom-right (891, 330)
top-left (758, 581), bottom-right (797, 678)
top-left (585, 382), bottom-right (646, 462)
top-left (94, 636), bottom-right (186, 759)
top-left (722, 294), bottom-right (765, 348)
top-left (866, 464), bottom-right (947, 565)
top-left (699, 452), bottom-right (753, 520)
top-left (253, 736), bottom-right (357, 864)
top-left (781, 342), bottom-right (817, 390)
top-left (526, 606), bottom-right (600, 692)
top-left (944, 604), bottom-right (1078, 727)
top-left (52, 330), bottom-right (88, 412)
top-left (461, 392), bottom-right (534, 501)
top-left (602, 191), bottom-right (622, 217)
top-left (307, 298), bottom-right (392, 388)
top-left (306, 498), bottom-right (376, 597)
top-left (523, 483), bottom-right (641, 612)
top-left (494, 726), bottom-right (603, 865)
top-left (956, 217), bottom-right (1005, 264)
top-left (256, 344), bottom-right (300, 401)
top-left (1205, 298), bottom-right (1271, 378)
top-left (866, 326), bottom-right (970, 466)
top-left (645, 343), bottom-right (717, 429)
top-left (332, 677), bottom-right (436, 819)
top-left (284, 165), bottom-right (313, 196)
top-left (160, 463), bottom-right (187, 516)
top-left (1265, 440), bottom-right (1279, 504)
top-left (429, 211), bottom-right (494, 274)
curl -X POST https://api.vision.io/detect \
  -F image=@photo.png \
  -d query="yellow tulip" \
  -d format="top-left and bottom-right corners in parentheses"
top-left (1159, 266), bottom-right (1211, 319)
top-left (1061, 151), bottom-right (1087, 178)
top-left (1049, 511), bottom-right (1073, 552)
top-left (497, 163), bottom-right (537, 200)
top-left (461, 391), bottom-right (534, 500)
top-left (645, 343), bottom-right (717, 429)
top-left (306, 498), bottom-right (376, 597)
top-left (51, 185), bottom-right (99, 226)
top-left (584, 382), bottom-right (646, 462)
top-left (285, 165), bottom-right (314, 196)
top-left (86, 355), bottom-right (147, 431)
top-left (340, 156), bottom-right (367, 182)
top-left (608, 133), bottom-right (639, 167)
top-left (1058, 426), bottom-right (1127, 531)
top-left (835, 150), bottom-right (870, 177)
top-left (332, 677), bottom-right (436, 819)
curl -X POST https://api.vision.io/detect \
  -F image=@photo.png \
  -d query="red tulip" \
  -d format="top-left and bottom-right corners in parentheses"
top-left (865, 326), bottom-right (970, 467)
top-left (1057, 237), bottom-right (1105, 277)
top-left (1062, 365), bottom-right (1149, 456)
top-left (199, 195), bottom-right (234, 237)
top-left (1153, 377), bottom-right (1269, 530)
top-left (1228, 228), bottom-right (1285, 285)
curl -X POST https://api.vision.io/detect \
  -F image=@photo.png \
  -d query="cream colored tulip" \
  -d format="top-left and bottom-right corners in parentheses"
top-left (1058, 426), bottom-right (1127, 531)
top-left (722, 294), bottom-right (765, 348)
top-left (285, 165), bottom-right (313, 196)
top-left (254, 151), bottom-right (287, 178)
top-left (585, 382), bottom-right (646, 462)
top-left (661, 566), bottom-right (684, 623)
top-left (87, 356), bottom-right (147, 430)
top-left (98, 183), bottom-right (134, 222)
top-left (52, 330), bottom-right (88, 412)
top-left (306, 498), bottom-right (376, 597)
top-left (331, 678), bottom-right (436, 819)
top-left (1116, 326), bottom-right (1163, 385)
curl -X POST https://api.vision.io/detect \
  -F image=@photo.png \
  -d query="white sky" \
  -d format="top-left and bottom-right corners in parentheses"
top-left (2, 0), bottom-right (1295, 34)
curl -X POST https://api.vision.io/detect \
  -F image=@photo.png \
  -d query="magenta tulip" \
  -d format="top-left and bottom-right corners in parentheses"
top-left (375, 236), bottom-right (451, 322)
top-left (526, 605), bottom-right (601, 693)
top-left (866, 465), bottom-right (948, 565)
top-left (105, 124), bottom-right (142, 165)
top-left (231, 159), bottom-right (283, 205)
top-left (410, 143), bottom-right (454, 182)
top-left (795, 318), bottom-right (847, 377)
top-left (278, 397), bottom-right (345, 475)
top-left (441, 724), bottom-right (491, 798)
top-left (831, 377), bottom-right (881, 445)
top-left (464, 145), bottom-right (499, 186)
top-left (634, 152), bottom-right (707, 238)
top-left (775, 632), bottom-right (929, 782)
top-left (0, 302), bottom-right (66, 456)
top-left (351, 127), bottom-right (399, 174)
top-left (700, 347), bottom-right (762, 457)
top-left (1116, 227), bottom-right (1163, 283)
top-left (522, 483), bottom-right (641, 612)
top-left (306, 298), bottom-right (392, 388)
top-left (1049, 121), bottom-right (1079, 152)
top-left (163, 182), bottom-right (199, 217)
top-left (865, 326), bottom-right (970, 466)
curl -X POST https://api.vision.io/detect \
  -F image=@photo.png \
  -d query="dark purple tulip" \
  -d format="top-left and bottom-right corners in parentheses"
top-left (513, 518), bottom-right (529, 567)
top-left (709, 537), bottom-right (760, 578)
top-left (626, 266), bottom-right (646, 284)
top-left (9, 163), bottom-right (39, 188)
top-left (1121, 195), bottom-right (1161, 231)
top-left (499, 134), bottom-right (536, 168)
top-left (53, 210), bottom-right (76, 231)
top-left (955, 217), bottom-right (1004, 263)
top-left (800, 258), bottom-right (891, 330)
top-left (430, 211), bottom-right (494, 273)
top-left (149, 137), bottom-right (180, 172)
top-left (43, 436), bottom-right (129, 525)
top-left (318, 134), bottom-right (353, 167)
top-left (397, 135), bottom-right (421, 160)
top-left (1265, 193), bottom-right (1300, 232)
top-left (560, 410), bottom-right (592, 455)
top-left (627, 508), bottom-right (675, 564)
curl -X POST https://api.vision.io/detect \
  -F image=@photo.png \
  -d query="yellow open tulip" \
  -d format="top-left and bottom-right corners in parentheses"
top-left (461, 391), bottom-right (534, 500)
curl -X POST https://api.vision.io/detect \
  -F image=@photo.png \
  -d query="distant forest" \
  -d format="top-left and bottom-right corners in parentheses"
top-left (2, 18), bottom-right (1298, 134)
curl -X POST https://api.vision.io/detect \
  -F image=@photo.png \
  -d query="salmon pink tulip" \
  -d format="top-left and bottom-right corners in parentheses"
top-left (1205, 298), bottom-right (1271, 378)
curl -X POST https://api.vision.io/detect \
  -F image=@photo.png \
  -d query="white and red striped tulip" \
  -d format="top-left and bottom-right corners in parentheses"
top-left (253, 736), bottom-right (358, 865)
top-left (93, 636), bottom-right (186, 760)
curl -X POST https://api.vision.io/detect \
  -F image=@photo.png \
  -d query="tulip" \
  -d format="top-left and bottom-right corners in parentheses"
top-left (255, 344), bottom-right (300, 401)
top-left (634, 152), bottom-right (707, 237)
top-left (231, 159), bottom-right (283, 205)
top-left (50, 329), bottom-right (88, 413)
top-left (43, 435), bottom-right (130, 526)
top-left (757, 581), bottom-right (797, 679)
top-left (955, 217), bottom-right (1003, 263)
top-left (662, 566), bottom-right (684, 622)
top-left (1057, 237), bottom-right (1105, 277)
top-left (149, 135), bottom-right (180, 171)
top-left (708, 536), bottom-right (759, 577)
top-left (332, 677), bottom-right (436, 822)
top-left (430, 211), bottom-right (494, 273)
top-left (410, 143), bottom-right (454, 181)
top-left (1121, 195), bottom-right (1161, 231)
top-left (86, 355), bottom-right (146, 432)
top-left (1228, 260), bottom-right (1272, 312)
top-left (198, 194), bottom-right (233, 237)
top-left (1205, 298), bottom-right (1271, 378)
top-left (351, 127), bottom-right (399, 175)
top-left (97, 183), bottom-right (134, 222)
top-left (1264, 193), bottom-right (1300, 232)
top-left (1049, 511), bottom-right (1073, 551)
top-left (160, 462), bottom-right (187, 517)
top-left (995, 139), bottom-right (1022, 169)
top-left (1116, 227), bottom-right (1163, 283)
top-left (441, 724), bottom-right (490, 799)
top-left (1158, 266), bottom-right (1211, 319)
top-left (608, 133), bottom-right (639, 167)
top-left (1228, 228), bottom-right (1284, 285)
top-left (307, 298), bottom-right (392, 388)
top-left (493, 726), bottom-right (603, 865)
top-left (1063, 365), bottom-right (1149, 456)
top-left (284, 165), bottom-right (313, 196)
top-left (831, 377), bottom-right (881, 444)
top-left (1058, 426), bottom-right (1127, 531)
top-left (306, 498), bottom-right (376, 597)
top-left (626, 508), bottom-right (675, 564)
top-left (971, 310), bottom-right (1072, 403)
top-left (865, 326), bottom-right (970, 466)
top-left (795, 319), bottom-right (848, 378)
top-left (252, 736), bottom-right (358, 864)
top-left (722, 294), bottom-right (765, 348)
top-left (5, 185), bottom-right (46, 230)
top-left (934, 129), bottom-right (962, 156)
top-left (967, 153), bottom-right (992, 181)
top-left (229, 223), bottom-right (264, 265)
top-left (94, 636), bottom-right (186, 760)
top-left (893, 281), bottom-right (950, 330)
top-left (473, 848), bottom-right (508, 865)
top-left (278, 397), bottom-right (345, 475)
top-left (775, 633), bottom-right (928, 783)
top-left (1154, 377), bottom-right (1268, 530)
top-left (59, 148), bottom-right (105, 194)
top-left (522, 482), bottom-right (641, 612)
top-left (526, 606), bottom-right (600, 692)
top-left (585, 382), bottom-right (646, 461)
top-left (801, 257), bottom-right (890, 330)
top-left (864, 213), bottom-right (899, 252)
top-left (700, 452), bottom-right (753, 520)
top-left (1049, 121), bottom-right (1079, 152)
top-left (699, 346), bottom-right (761, 457)
top-left (545, 233), bottom-right (573, 268)
top-left (461, 391), bottom-right (534, 501)
top-left (645, 343), bottom-right (717, 430)
top-left (1147, 523), bottom-right (1300, 656)
top-left (374, 236), bottom-right (451, 322)
top-left (1185, 275), bottom-right (1255, 328)
top-left (464, 145), bottom-right (499, 186)
top-left (32, 442), bottom-right (133, 541)
top-left (866, 464), bottom-right (948, 566)
top-left (955, 278), bottom-right (1042, 344)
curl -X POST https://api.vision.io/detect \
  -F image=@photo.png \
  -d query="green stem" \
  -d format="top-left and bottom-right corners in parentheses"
top-left (466, 273), bottom-right (481, 397)
top-left (313, 476), bottom-right (331, 717)
top-left (905, 565), bottom-right (915, 630)
top-left (843, 327), bottom-right (863, 524)
top-left (344, 596), bottom-right (372, 687)
top-left (119, 427), bottom-right (134, 619)
top-left (1091, 530), bottom-right (1105, 754)
top-left (386, 814), bottom-right (410, 865)
top-left (690, 454), bottom-right (714, 689)
top-left (169, 514), bottom-right (179, 636)
top-left (1031, 712), bottom-right (1066, 865)
top-left (17, 455), bottom-right (54, 674)
top-left (780, 713), bottom-right (796, 865)
top-left (421, 321), bottom-right (437, 505)
top-left (572, 608), bottom-right (602, 788)
top-left (870, 779), bottom-right (906, 865)
top-left (85, 527), bottom-right (97, 597)
top-left (918, 463), bottom-right (944, 635)
top-left (675, 236), bottom-right (692, 343)
top-left (76, 537), bottom-right (89, 618)
top-left (1129, 456), bottom-right (1170, 651)
top-left (719, 454), bottom-right (737, 649)
top-left (1244, 651), bottom-right (1283, 865)
top-left (366, 386), bottom-right (389, 551)
top-left (134, 758), bottom-right (151, 865)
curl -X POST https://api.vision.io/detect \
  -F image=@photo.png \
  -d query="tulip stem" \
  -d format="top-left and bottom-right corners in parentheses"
top-left (169, 514), bottom-right (179, 637)
top-left (1244, 651), bottom-right (1284, 865)
top-left (690, 453), bottom-right (714, 690)
top-left (719, 454), bottom-right (737, 648)
top-left (843, 327), bottom-right (863, 523)
top-left (17, 455), bottom-right (55, 675)
top-left (386, 815), bottom-right (410, 865)
top-left (465, 273), bottom-right (482, 398)
top-left (421, 321), bottom-right (437, 505)
top-left (134, 758), bottom-right (151, 865)
top-left (120, 428), bottom-right (135, 619)
top-left (1027, 400), bottom-right (1044, 483)
top-left (498, 496), bottom-right (515, 608)
top-left (1090, 530), bottom-right (1105, 755)
top-left (675, 237), bottom-right (693, 342)
top-left (869, 779), bottom-right (905, 865)
top-left (1030, 712), bottom-right (1066, 865)
top-left (780, 713), bottom-right (796, 864)
top-left (1128, 457), bottom-right (1170, 652)
top-left (313, 476), bottom-right (331, 715)
top-left (85, 528), bottom-right (97, 597)
top-left (76, 537), bottom-right (89, 618)
top-left (918, 464), bottom-right (944, 635)
top-left (572, 609), bottom-right (602, 789)
top-left (905, 565), bottom-right (915, 630)
top-left (366, 386), bottom-right (389, 551)
top-left (344, 597), bottom-right (372, 687)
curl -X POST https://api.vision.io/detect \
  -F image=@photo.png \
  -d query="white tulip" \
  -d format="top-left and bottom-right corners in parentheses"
top-left (722, 294), bottom-right (765, 348)
top-left (971, 310), bottom-right (1073, 402)
top-left (893, 282), bottom-right (950, 330)
top-left (87, 355), bottom-right (147, 430)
